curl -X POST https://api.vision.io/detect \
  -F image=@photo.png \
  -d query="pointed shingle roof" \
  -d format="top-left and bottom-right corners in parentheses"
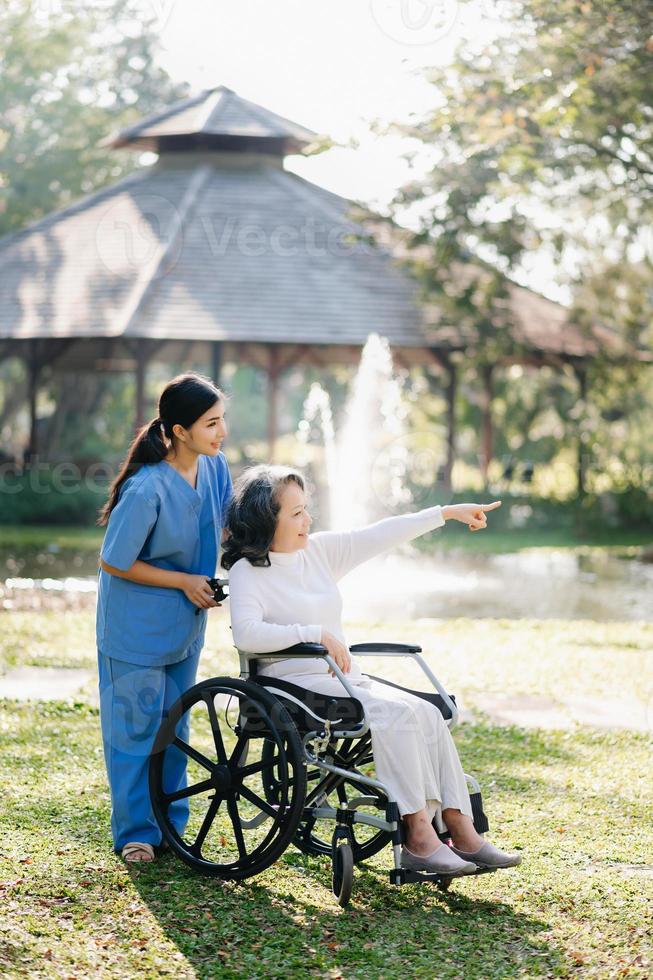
top-left (0, 158), bottom-right (432, 347)
top-left (106, 86), bottom-right (318, 155)
top-left (0, 86), bottom-right (643, 363)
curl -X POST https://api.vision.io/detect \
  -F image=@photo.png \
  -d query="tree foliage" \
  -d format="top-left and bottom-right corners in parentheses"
top-left (378, 0), bottom-right (653, 492)
top-left (0, 0), bottom-right (189, 462)
top-left (392, 0), bottom-right (652, 282)
top-left (0, 0), bottom-right (188, 237)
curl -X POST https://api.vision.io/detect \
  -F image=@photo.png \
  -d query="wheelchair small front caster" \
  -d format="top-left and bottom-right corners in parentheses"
top-left (332, 838), bottom-right (354, 907)
top-left (437, 877), bottom-right (453, 892)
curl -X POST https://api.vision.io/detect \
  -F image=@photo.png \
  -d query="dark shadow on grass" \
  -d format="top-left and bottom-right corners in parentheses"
top-left (128, 851), bottom-right (566, 980)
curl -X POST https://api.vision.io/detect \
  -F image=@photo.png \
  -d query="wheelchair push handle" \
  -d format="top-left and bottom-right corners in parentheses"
top-left (194, 576), bottom-right (230, 615)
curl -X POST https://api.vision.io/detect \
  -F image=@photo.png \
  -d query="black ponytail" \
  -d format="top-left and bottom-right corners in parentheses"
top-left (98, 372), bottom-right (224, 526)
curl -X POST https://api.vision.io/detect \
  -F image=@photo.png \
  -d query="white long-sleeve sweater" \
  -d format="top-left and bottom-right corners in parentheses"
top-left (227, 505), bottom-right (446, 679)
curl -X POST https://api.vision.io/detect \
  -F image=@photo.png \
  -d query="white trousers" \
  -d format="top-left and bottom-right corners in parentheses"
top-left (262, 667), bottom-right (473, 832)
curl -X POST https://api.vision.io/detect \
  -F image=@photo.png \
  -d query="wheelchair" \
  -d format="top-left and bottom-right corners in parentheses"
top-left (149, 584), bottom-right (494, 907)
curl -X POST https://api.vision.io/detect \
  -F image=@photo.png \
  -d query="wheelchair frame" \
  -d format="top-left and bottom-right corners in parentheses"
top-left (241, 642), bottom-right (490, 899)
top-left (150, 632), bottom-right (494, 907)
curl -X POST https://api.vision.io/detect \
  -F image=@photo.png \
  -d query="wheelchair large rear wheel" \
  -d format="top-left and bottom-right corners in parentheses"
top-left (149, 677), bottom-right (306, 880)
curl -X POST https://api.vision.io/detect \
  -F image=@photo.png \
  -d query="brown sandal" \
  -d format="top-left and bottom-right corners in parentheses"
top-left (122, 842), bottom-right (155, 863)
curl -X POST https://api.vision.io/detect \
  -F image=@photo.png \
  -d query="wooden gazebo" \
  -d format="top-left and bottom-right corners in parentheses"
top-left (0, 85), bottom-right (631, 487)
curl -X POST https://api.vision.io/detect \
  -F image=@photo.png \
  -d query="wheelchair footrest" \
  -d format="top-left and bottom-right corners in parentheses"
top-left (470, 790), bottom-right (490, 834)
top-left (390, 865), bottom-right (498, 887)
top-left (389, 868), bottom-right (454, 886)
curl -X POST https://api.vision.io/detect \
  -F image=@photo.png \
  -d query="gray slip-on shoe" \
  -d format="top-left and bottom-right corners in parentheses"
top-left (400, 844), bottom-right (478, 877)
top-left (450, 841), bottom-right (522, 869)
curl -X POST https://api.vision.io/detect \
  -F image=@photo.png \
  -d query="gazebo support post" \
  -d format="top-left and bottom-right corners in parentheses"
top-left (134, 339), bottom-right (148, 433)
top-left (573, 363), bottom-right (588, 497)
top-left (267, 348), bottom-right (280, 462)
top-left (443, 354), bottom-right (457, 493)
top-left (480, 363), bottom-right (494, 487)
top-left (211, 341), bottom-right (222, 388)
top-left (26, 340), bottom-right (41, 466)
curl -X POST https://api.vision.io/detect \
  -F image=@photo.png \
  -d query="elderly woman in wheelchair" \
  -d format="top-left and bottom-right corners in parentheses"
top-left (149, 465), bottom-right (520, 905)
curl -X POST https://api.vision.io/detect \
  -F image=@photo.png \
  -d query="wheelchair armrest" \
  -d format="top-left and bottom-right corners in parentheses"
top-left (349, 642), bottom-right (459, 729)
top-left (349, 642), bottom-right (422, 654)
top-left (247, 642), bottom-right (328, 658)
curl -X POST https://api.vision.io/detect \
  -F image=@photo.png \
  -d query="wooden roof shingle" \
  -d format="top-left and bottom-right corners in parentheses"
top-left (0, 155), bottom-right (431, 347)
top-left (0, 86), bottom-right (642, 363)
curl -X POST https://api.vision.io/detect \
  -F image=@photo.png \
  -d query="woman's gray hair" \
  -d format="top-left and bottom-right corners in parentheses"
top-left (221, 464), bottom-right (305, 570)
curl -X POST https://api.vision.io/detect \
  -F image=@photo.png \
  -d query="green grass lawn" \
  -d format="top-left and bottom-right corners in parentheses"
top-left (1, 612), bottom-right (652, 978)
top-left (0, 525), bottom-right (105, 550)
top-left (2, 612), bottom-right (651, 710)
top-left (1, 699), bottom-right (651, 979)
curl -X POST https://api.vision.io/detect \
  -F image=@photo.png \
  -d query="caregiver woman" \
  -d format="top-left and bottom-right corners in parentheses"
top-left (96, 373), bottom-right (232, 864)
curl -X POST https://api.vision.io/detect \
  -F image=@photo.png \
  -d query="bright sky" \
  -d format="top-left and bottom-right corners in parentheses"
top-left (150, 0), bottom-right (567, 301)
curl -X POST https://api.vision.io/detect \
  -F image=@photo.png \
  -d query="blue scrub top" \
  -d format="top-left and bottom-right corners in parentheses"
top-left (96, 452), bottom-right (233, 666)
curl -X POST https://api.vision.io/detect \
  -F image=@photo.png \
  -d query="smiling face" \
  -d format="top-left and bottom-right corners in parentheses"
top-left (269, 479), bottom-right (312, 553)
top-left (172, 398), bottom-right (227, 457)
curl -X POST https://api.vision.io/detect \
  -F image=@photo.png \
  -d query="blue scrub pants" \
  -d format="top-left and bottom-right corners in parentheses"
top-left (97, 645), bottom-right (201, 851)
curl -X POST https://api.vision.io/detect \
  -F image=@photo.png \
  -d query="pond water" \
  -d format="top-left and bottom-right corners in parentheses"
top-left (0, 542), bottom-right (651, 621)
top-left (341, 549), bottom-right (653, 623)
top-left (0, 543), bottom-right (101, 580)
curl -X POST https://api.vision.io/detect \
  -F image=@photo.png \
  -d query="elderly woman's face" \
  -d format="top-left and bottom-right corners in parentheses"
top-left (270, 480), bottom-right (312, 553)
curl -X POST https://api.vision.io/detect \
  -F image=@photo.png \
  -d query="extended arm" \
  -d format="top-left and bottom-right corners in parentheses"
top-left (312, 501), bottom-right (502, 580)
top-left (311, 505), bottom-right (445, 580)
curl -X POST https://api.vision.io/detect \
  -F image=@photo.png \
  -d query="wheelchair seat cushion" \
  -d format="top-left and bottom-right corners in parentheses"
top-left (253, 676), bottom-right (365, 735)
